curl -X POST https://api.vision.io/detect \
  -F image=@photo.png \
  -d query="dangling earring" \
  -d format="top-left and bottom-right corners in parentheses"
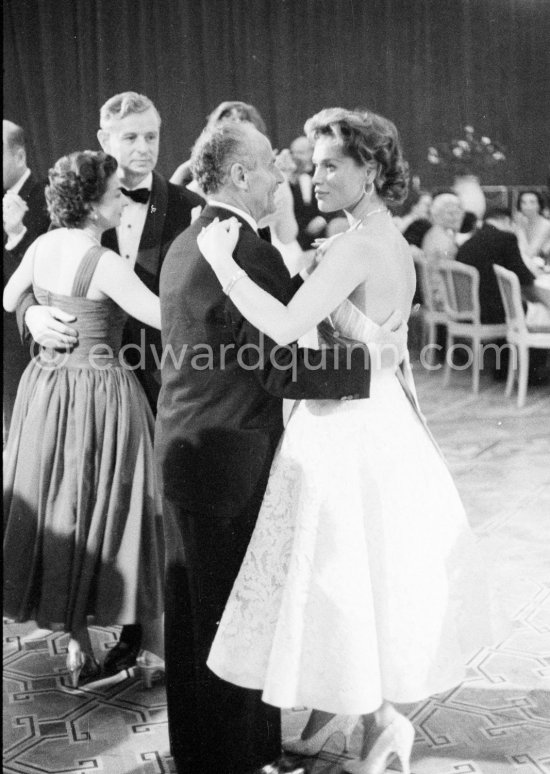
top-left (90, 211), bottom-right (98, 222)
top-left (363, 180), bottom-right (374, 197)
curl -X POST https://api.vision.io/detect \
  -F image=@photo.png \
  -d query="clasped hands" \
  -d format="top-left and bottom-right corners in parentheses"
top-left (3, 191), bottom-right (28, 237)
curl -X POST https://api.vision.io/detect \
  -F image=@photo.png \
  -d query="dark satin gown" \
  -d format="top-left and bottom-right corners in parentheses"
top-left (3, 245), bottom-right (163, 631)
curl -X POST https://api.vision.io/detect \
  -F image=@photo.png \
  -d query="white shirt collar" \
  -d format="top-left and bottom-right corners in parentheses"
top-left (9, 168), bottom-right (31, 195)
top-left (123, 172), bottom-right (153, 192)
top-left (207, 199), bottom-right (258, 233)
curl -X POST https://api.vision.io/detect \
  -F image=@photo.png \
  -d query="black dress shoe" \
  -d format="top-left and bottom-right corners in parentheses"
top-left (103, 640), bottom-right (141, 675)
top-left (251, 757), bottom-right (307, 774)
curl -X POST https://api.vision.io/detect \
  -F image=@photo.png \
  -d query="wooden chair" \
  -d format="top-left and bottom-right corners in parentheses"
top-left (494, 264), bottom-right (550, 407)
top-left (437, 260), bottom-right (508, 393)
top-left (410, 247), bottom-right (448, 363)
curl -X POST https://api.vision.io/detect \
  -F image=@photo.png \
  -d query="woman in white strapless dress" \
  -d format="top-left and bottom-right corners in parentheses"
top-left (198, 108), bottom-right (506, 774)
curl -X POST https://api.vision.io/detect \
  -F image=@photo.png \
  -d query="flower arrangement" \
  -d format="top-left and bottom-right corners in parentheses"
top-left (427, 125), bottom-right (506, 176)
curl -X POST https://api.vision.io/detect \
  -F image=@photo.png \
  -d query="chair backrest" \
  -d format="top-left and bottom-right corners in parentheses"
top-left (411, 247), bottom-right (439, 313)
top-left (438, 260), bottom-right (481, 324)
top-left (493, 264), bottom-right (527, 334)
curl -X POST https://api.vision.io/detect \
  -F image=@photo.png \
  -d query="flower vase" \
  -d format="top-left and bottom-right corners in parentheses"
top-left (453, 174), bottom-right (486, 220)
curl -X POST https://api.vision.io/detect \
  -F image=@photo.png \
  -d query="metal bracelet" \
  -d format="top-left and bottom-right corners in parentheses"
top-left (223, 269), bottom-right (248, 295)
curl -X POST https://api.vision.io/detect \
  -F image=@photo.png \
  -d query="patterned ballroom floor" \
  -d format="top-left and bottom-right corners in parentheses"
top-left (3, 361), bottom-right (550, 774)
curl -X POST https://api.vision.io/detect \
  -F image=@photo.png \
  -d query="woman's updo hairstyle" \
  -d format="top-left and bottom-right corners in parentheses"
top-left (46, 150), bottom-right (118, 228)
top-left (304, 107), bottom-right (409, 204)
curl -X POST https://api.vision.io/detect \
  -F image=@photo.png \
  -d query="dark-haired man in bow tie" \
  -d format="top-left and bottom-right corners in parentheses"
top-left (16, 92), bottom-right (203, 674)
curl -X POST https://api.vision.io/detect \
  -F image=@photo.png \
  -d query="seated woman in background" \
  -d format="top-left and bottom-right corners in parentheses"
top-left (421, 191), bottom-right (463, 262)
top-left (171, 100), bottom-right (302, 271)
top-left (420, 192), bottom-right (464, 311)
top-left (3, 150), bottom-right (164, 689)
top-left (514, 189), bottom-right (550, 266)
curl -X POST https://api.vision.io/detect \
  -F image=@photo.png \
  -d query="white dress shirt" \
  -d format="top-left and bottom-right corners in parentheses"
top-left (298, 172), bottom-right (313, 205)
top-left (117, 173), bottom-right (153, 267)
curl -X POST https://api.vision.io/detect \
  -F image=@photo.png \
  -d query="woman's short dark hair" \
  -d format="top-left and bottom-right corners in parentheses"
top-left (304, 107), bottom-right (409, 204)
top-left (517, 189), bottom-right (545, 213)
top-left (206, 101), bottom-right (268, 136)
top-left (46, 150), bottom-right (118, 228)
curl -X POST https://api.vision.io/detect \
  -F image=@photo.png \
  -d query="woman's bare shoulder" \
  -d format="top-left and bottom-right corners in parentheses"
top-left (323, 228), bottom-right (373, 256)
top-left (33, 229), bottom-right (63, 249)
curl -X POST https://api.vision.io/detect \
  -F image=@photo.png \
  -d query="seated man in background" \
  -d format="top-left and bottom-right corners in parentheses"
top-left (3, 119), bottom-right (51, 442)
top-left (456, 207), bottom-right (537, 324)
top-left (457, 206), bottom-right (549, 382)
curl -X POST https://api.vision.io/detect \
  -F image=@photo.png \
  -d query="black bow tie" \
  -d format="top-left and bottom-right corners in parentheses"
top-left (257, 226), bottom-right (272, 243)
top-left (121, 187), bottom-right (150, 204)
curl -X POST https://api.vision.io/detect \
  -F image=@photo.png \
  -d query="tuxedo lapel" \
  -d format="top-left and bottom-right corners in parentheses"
top-left (136, 171), bottom-right (168, 277)
top-left (101, 227), bottom-right (119, 253)
top-left (18, 174), bottom-right (35, 204)
top-left (291, 181), bottom-right (305, 209)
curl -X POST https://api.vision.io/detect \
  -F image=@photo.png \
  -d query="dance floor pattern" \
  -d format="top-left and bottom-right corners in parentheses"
top-left (3, 365), bottom-right (550, 774)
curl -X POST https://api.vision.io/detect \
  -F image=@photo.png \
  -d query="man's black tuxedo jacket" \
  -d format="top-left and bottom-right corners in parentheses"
top-left (456, 223), bottom-right (534, 324)
top-left (3, 173), bottom-right (50, 264)
top-left (289, 177), bottom-right (325, 250)
top-left (155, 204), bottom-right (370, 511)
top-left (4, 174), bottom-right (51, 407)
top-left (101, 172), bottom-right (203, 402)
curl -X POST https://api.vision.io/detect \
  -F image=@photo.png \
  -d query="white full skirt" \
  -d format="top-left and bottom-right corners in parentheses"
top-left (207, 368), bottom-right (504, 714)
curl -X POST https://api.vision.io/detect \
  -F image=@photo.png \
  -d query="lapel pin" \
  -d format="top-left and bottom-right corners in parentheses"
top-left (150, 205), bottom-right (157, 214)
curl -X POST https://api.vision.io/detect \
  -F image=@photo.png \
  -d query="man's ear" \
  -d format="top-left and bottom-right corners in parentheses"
top-left (229, 162), bottom-right (248, 191)
top-left (97, 129), bottom-right (110, 153)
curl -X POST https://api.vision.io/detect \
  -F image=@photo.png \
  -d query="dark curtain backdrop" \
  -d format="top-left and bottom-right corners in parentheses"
top-left (4, 0), bottom-right (550, 187)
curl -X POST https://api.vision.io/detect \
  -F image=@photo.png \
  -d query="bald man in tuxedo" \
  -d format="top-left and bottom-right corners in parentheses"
top-left (3, 119), bottom-right (50, 442)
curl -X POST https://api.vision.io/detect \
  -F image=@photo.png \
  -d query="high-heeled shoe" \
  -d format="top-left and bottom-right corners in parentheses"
top-left (66, 650), bottom-right (101, 689)
top-left (283, 714), bottom-right (358, 757)
top-left (136, 650), bottom-right (165, 689)
top-left (342, 713), bottom-right (414, 774)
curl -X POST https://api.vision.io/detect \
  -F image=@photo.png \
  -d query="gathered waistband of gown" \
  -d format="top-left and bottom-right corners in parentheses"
top-left (35, 347), bottom-right (127, 371)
